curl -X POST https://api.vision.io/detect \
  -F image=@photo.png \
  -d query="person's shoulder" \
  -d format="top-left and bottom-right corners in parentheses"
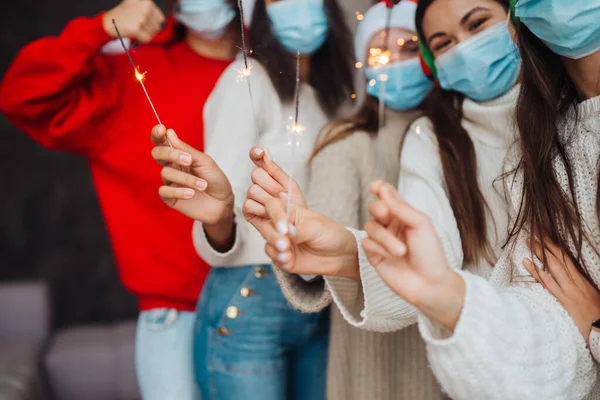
top-left (404, 116), bottom-right (438, 148)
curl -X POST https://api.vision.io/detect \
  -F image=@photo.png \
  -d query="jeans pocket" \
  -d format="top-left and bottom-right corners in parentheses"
top-left (142, 308), bottom-right (180, 331)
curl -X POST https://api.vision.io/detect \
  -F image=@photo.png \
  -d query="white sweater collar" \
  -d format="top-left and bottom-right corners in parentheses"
top-left (462, 85), bottom-right (520, 148)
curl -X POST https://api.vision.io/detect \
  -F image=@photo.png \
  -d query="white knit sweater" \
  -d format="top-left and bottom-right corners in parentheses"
top-left (325, 86), bottom-right (519, 331)
top-left (192, 57), bottom-right (326, 267)
top-left (416, 95), bottom-right (600, 399)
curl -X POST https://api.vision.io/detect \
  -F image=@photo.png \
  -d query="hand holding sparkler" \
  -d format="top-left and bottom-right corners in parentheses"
top-left (103, 0), bottom-right (165, 44)
top-left (150, 125), bottom-right (236, 248)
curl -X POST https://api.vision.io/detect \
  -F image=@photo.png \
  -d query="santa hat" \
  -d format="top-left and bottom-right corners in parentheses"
top-left (354, 0), bottom-right (418, 66)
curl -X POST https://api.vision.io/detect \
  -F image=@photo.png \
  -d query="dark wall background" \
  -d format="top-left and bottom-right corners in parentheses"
top-left (0, 1), bottom-right (156, 329)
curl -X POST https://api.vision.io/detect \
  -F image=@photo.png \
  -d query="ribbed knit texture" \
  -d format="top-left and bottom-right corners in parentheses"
top-left (419, 95), bottom-right (600, 399)
top-left (273, 108), bottom-right (448, 400)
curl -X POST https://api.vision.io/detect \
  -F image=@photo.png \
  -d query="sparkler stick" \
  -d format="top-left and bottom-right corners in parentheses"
top-left (286, 51), bottom-right (301, 221)
top-left (236, 0), bottom-right (260, 142)
top-left (112, 20), bottom-right (171, 147)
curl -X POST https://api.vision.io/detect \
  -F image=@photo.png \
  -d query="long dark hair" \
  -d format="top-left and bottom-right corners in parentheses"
top-left (249, 0), bottom-right (355, 117)
top-left (415, 0), bottom-right (510, 265)
top-left (508, 22), bottom-right (598, 286)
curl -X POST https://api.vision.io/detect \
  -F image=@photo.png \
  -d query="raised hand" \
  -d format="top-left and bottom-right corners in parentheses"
top-left (363, 181), bottom-right (465, 330)
top-left (524, 238), bottom-right (600, 343)
top-left (103, 0), bottom-right (166, 44)
top-left (243, 192), bottom-right (359, 280)
top-left (150, 125), bottom-right (234, 231)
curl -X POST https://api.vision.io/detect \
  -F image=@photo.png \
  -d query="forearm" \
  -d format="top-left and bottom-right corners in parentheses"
top-left (419, 271), bottom-right (596, 400)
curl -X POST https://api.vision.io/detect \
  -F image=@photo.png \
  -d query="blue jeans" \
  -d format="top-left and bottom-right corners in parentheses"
top-left (136, 309), bottom-right (200, 400)
top-left (194, 265), bottom-right (329, 400)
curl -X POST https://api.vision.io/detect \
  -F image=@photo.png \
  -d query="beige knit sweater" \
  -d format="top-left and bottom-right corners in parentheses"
top-left (272, 108), bottom-right (448, 400)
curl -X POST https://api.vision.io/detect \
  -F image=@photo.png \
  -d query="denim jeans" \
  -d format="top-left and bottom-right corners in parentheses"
top-left (136, 308), bottom-right (200, 400)
top-left (194, 265), bottom-right (329, 400)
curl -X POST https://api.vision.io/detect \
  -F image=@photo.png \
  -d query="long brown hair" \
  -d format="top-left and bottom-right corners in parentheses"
top-left (414, 0), bottom-right (511, 265)
top-left (509, 22), bottom-right (598, 286)
top-left (249, 0), bottom-right (355, 118)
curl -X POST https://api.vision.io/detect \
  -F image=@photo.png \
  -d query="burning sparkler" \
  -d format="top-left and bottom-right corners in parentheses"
top-left (112, 19), bottom-right (170, 147)
top-left (286, 51), bottom-right (302, 221)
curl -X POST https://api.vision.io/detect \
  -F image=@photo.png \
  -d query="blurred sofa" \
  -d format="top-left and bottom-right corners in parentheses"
top-left (0, 281), bottom-right (140, 400)
top-left (0, 281), bottom-right (49, 400)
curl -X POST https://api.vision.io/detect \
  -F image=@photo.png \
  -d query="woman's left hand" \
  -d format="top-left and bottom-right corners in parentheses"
top-left (524, 238), bottom-right (600, 343)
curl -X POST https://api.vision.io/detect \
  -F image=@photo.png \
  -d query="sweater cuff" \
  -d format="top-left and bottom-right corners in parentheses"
top-left (417, 269), bottom-right (477, 345)
top-left (192, 214), bottom-right (242, 267)
top-left (325, 228), bottom-right (417, 332)
top-left (272, 267), bottom-right (331, 313)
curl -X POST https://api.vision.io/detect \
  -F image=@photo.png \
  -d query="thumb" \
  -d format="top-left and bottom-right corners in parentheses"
top-left (379, 184), bottom-right (428, 229)
top-left (166, 129), bottom-right (215, 169)
top-left (249, 147), bottom-right (291, 190)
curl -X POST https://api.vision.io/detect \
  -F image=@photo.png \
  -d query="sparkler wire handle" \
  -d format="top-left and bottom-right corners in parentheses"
top-left (286, 51), bottom-right (301, 221)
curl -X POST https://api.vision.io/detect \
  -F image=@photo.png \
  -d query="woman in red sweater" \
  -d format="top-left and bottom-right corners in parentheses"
top-left (0, 0), bottom-right (242, 398)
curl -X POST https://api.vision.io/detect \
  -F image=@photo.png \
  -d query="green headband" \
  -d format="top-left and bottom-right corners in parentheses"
top-left (419, 0), bottom-right (519, 82)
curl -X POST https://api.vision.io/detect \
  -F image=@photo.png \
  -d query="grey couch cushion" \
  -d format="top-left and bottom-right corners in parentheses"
top-left (0, 338), bottom-right (44, 400)
top-left (45, 321), bottom-right (139, 400)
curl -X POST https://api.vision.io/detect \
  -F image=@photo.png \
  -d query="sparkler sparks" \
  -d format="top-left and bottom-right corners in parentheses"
top-left (236, 0), bottom-right (260, 141)
top-left (112, 19), bottom-right (169, 146)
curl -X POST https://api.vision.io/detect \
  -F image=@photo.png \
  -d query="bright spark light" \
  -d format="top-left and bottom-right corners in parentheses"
top-left (235, 63), bottom-right (253, 83)
top-left (134, 67), bottom-right (147, 82)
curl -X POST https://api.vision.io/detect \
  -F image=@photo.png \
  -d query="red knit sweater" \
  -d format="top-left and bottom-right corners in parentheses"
top-left (0, 14), bottom-right (231, 311)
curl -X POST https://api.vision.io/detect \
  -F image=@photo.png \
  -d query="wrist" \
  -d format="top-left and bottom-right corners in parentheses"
top-left (335, 229), bottom-right (360, 281)
top-left (415, 270), bottom-right (466, 332)
top-left (203, 206), bottom-right (235, 253)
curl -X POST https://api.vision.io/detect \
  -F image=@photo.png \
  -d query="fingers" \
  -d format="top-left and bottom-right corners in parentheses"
top-left (249, 147), bottom-right (269, 168)
top-left (242, 198), bottom-right (267, 220)
top-left (264, 198), bottom-right (292, 235)
top-left (527, 238), bottom-right (572, 289)
top-left (369, 199), bottom-right (394, 227)
top-left (151, 145), bottom-right (193, 167)
top-left (165, 129), bottom-right (217, 170)
top-left (250, 147), bottom-right (290, 188)
top-left (160, 167), bottom-right (207, 192)
top-left (362, 237), bottom-right (391, 261)
top-left (158, 185), bottom-right (195, 201)
top-left (264, 243), bottom-right (293, 270)
top-left (379, 183), bottom-right (429, 229)
top-left (251, 168), bottom-right (285, 199)
top-left (523, 258), bottom-right (564, 300)
top-left (151, 124), bottom-right (168, 146)
top-left (247, 183), bottom-right (275, 207)
top-left (364, 220), bottom-right (406, 257)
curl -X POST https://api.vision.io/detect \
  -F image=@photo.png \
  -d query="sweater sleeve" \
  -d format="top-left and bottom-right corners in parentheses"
top-left (271, 132), bottom-right (367, 312)
top-left (0, 14), bottom-right (119, 156)
top-left (417, 266), bottom-right (598, 400)
top-left (325, 120), bottom-right (465, 332)
top-left (192, 59), bottom-right (269, 267)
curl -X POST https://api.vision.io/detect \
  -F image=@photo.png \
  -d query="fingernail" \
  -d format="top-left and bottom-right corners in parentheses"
top-left (196, 180), bottom-right (207, 190)
top-left (393, 242), bottom-right (406, 256)
top-left (253, 147), bottom-right (264, 156)
top-left (289, 224), bottom-right (297, 237)
top-left (279, 192), bottom-right (289, 201)
top-left (281, 262), bottom-right (292, 271)
top-left (275, 239), bottom-right (288, 252)
top-left (264, 148), bottom-right (273, 161)
top-left (180, 153), bottom-right (192, 164)
top-left (276, 220), bottom-right (288, 235)
top-left (278, 252), bottom-right (290, 262)
top-left (183, 189), bottom-right (194, 198)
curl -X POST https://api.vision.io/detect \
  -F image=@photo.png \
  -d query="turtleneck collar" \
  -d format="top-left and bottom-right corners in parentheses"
top-left (461, 84), bottom-right (520, 148)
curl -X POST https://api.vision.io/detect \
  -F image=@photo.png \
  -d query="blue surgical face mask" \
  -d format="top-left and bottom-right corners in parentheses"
top-left (175, 0), bottom-right (236, 40)
top-left (266, 0), bottom-right (329, 55)
top-left (434, 21), bottom-right (521, 102)
top-left (515, 0), bottom-right (600, 59)
top-left (366, 58), bottom-right (433, 111)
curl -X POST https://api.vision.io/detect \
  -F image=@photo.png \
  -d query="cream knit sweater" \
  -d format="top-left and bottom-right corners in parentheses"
top-left (415, 95), bottom-right (600, 399)
top-left (274, 87), bottom-right (520, 399)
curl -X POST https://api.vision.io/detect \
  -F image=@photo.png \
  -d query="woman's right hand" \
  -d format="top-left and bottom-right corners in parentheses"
top-left (103, 0), bottom-right (165, 44)
top-left (150, 125), bottom-right (234, 228)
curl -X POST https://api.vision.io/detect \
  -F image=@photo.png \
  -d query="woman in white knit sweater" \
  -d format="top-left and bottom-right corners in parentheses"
top-left (148, 0), bottom-right (354, 398)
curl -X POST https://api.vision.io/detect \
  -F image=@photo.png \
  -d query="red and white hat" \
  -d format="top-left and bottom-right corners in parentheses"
top-left (354, 0), bottom-right (418, 65)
